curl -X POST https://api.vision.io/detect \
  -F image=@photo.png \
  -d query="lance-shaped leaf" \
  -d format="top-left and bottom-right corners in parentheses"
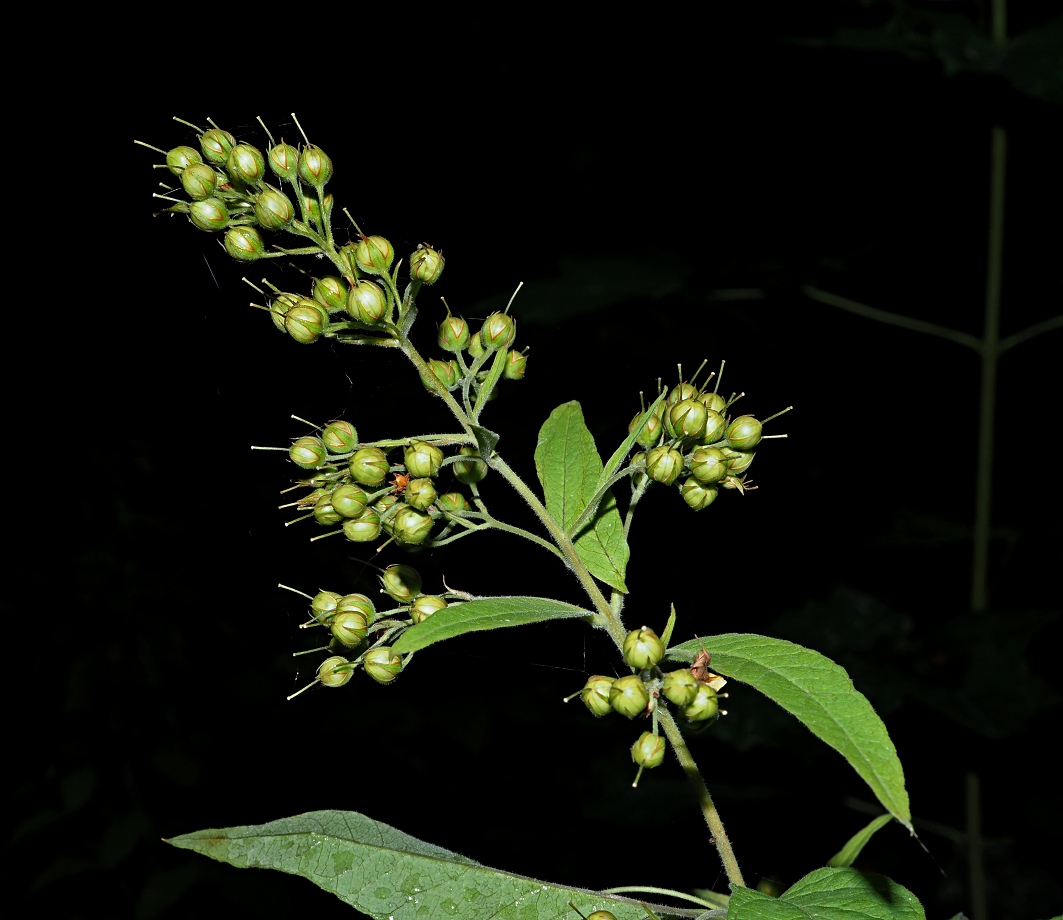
top-left (727, 868), bottom-right (924, 920)
top-left (393, 596), bottom-right (595, 654)
top-left (534, 401), bottom-right (629, 592)
top-left (827, 813), bottom-right (893, 868)
top-left (167, 811), bottom-right (699, 920)
top-left (668, 635), bottom-right (911, 829)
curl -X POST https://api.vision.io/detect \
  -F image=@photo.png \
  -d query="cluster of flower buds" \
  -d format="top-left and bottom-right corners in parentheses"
top-left (420, 308), bottom-right (528, 402)
top-left (286, 565), bottom-right (455, 699)
top-left (274, 424), bottom-right (485, 549)
top-left (628, 369), bottom-right (791, 510)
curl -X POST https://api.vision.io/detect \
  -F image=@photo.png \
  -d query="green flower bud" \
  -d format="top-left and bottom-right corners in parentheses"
top-left (410, 244), bottom-right (444, 284)
top-left (337, 593), bottom-right (376, 625)
top-left (579, 675), bottom-right (614, 718)
top-left (503, 350), bottom-right (527, 380)
top-left (404, 441), bottom-right (444, 479)
top-left (289, 436), bottom-right (327, 469)
top-left (254, 186), bottom-right (295, 229)
top-left (354, 235), bottom-right (395, 275)
top-left (668, 382), bottom-right (699, 406)
top-left (321, 419), bottom-right (357, 453)
top-left (680, 684), bottom-right (719, 722)
top-left (645, 446), bottom-right (684, 485)
top-left (267, 141), bottom-right (299, 179)
top-left (609, 675), bottom-right (650, 719)
top-left (180, 161), bottom-right (217, 200)
top-left (623, 626), bottom-right (665, 670)
top-left (297, 145), bottom-right (333, 187)
top-left (199, 128), bottom-right (235, 165)
top-left (330, 610), bottom-right (368, 647)
top-left (188, 197), bottom-right (229, 231)
top-left (629, 408), bottom-right (663, 450)
top-left (662, 669), bottom-right (699, 706)
top-left (722, 447), bottom-right (755, 475)
top-left (349, 447), bottom-right (390, 486)
top-left (688, 446), bottom-right (728, 483)
top-left (317, 655), bottom-right (352, 688)
top-left (373, 494), bottom-right (401, 518)
top-left (699, 391), bottom-right (727, 413)
top-left (480, 312), bottom-right (516, 350)
top-left (726, 415), bottom-right (763, 450)
top-left (405, 477), bottom-right (437, 512)
top-left (699, 409), bottom-right (728, 445)
top-left (667, 399), bottom-right (708, 440)
top-left (364, 647), bottom-right (402, 684)
top-left (410, 594), bottom-right (447, 624)
top-left (392, 505), bottom-right (433, 544)
top-left (467, 332), bottom-right (485, 358)
top-left (437, 314), bottom-right (471, 352)
top-left (436, 492), bottom-right (472, 513)
top-left (337, 242), bottom-right (362, 279)
top-left (284, 298), bottom-right (327, 343)
top-left (223, 226), bottom-right (265, 261)
top-left (313, 276), bottom-right (349, 313)
top-left (166, 145), bottom-right (201, 175)
top-left (631, 731), bottom-right (666, 768)
top-left (302, 191), bottom-right (333, 225)
top-left (227, 143), bottom-right (266, 184)
top-left (342, 509), bottom-right (380, 542)
top-left (347, 279), bottom-right (388, 324)
top-left (680, 477), bottom-right (719, 510)
top-left (454, 447), bottom-right (488, 484)
top-left (380, 564), bottom-right (422, 603)
top-left (331, 484), bottom-right (368, 518)
top-left (313, 493), bottom-right (342, 525)
top-left (423, 357), bottom-right (461, 391)
top-left (311, 590), bottom-right (342, 623)
top-left (269, 293), bottom-right (297, 331)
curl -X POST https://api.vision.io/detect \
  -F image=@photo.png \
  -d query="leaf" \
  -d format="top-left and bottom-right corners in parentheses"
top-left (827, 813), bottom-right (893, 867)
top-left (471, 424), bottom-right (500, 457)
top-left (727, 868), bottom-right (924, 920)
top-left (167, 810), bottom-right (699, 920)
top-left (668, 635), bottom-right (911, 829)
top-left (392, 596), bottom-right (595, 654)
top-left (534, 401), bottom-right (629, 592)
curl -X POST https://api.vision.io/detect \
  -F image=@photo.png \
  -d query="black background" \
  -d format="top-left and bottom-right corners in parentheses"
top-left (18, 5), bottom-right (1061, 919)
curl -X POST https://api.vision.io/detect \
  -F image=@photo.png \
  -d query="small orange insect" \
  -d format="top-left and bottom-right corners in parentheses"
top-left (389, 472), bottom-right (411, 494)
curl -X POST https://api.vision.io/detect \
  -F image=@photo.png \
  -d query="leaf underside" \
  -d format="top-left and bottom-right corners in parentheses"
top-left (727, 868), bottom-right (924, 920)
top-left (167, 810), bottom-right (701, 920)
top-left (668, 634), bottom-right (911, 828)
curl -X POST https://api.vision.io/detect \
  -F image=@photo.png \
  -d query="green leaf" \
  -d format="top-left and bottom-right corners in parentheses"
top-left (470, 424), bottom-right (500, 457)
top-left (392, 596), bottom-right (595, 654)
top-left (727, 868), bottom-right (924, 920)
top-left (534, 401), bottom-right (629, 592)
top-left (827, 813), bottom-right (893, 868)
top-left (668, 635), bottom-right (911, 828)
top-left (167, 810), bottom-right (699, 920)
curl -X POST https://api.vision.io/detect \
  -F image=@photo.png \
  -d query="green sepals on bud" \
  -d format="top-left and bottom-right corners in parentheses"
top-left (454, 447), bottom-right (487, 484)
top-left (227, 143), bottom-right (266, 184)
top-left (331, 484), bottom-right (368, 518)
top-left (503, 350), bottom-right (527, 380)
top-left (645, 446), bottom-right (684, 485)
top-left (579, 675), bottom-right (615, 717)
top-left (410, 244), bottom-right (444, 284)
top-left (166, 145), bottom-right (201, 175)
top-left (423, 358), bottom-right (461, 391)
top-left (224, 226), bottom-right (265, 261)
top-left (688, 446), bottom-right (728, 483)
top-left (436, 492), bottom-right (472, 513)
top-left (342, 509), bottom-right (380, 542)
top-left (254, 186), bottom-right (295, 229)
top-left (317, 655), bottom-right (352, 688)
top-left (726, 415), bottom-right (763, 450)
top-left (354, 235), bottom-right (395, 276)
top-left (623, 626), bottom-right (665, 670)
top-left (337, 242), bottom-right (362, 279)
top-left (667, 399), bottom-right (708, 440)
top-left (269, 293), bottom-right (297, 331)
top-left (289, 436), bottom-right (327, 469)
top-left (330, 610), bottom-right (368, 647)
top-left (198, 128), bottom-right (235, 165)
top-left (267, 141), bottom-right (299, 179)
top-left (391, 506), bottom-right (433, 544)
top-left (364, 647), bottom-right (403, 684)
top-left (380, 564), bottom-right (422, 603)
top-left (700, 391), bottom-right (727, 413)
top-left (349, 447), bottom-right (389, 486)
top-left (337, 593), bottom-right (376, 625)
top-left (410, 595), bottom-right (447, 624)
top-left (438, 314), bottom-right (471, 352)
top-left (297, 145), bottom-right (333, 187)
top-left (321, 420), bottom-right (357, 453)
top-left (405, 478), bottom-right (437, 512)
top-left (284, 298), bottom-right (327, 343)
top-left (189, 197), bottom-right (229, 232)
top-left (480, 312), bottom-right (516, 350)
top-left (609, 675), bottom-right (650, 718)
top-left (680, 684), bottom-right (720, 722)
top-left (662, 669), bottom-right (699, 706)
top-left (700, 410), bottom-right (728, 445)
top-left (668, 382), bottom-right (699, 406)
top-left (467, 333), bottom-right (485, 359)
top-left (631, 731), bottom-right (666, 768)
top-left (680, 478), bottom-right (719, 510)
top-left (630, 409), bottom-right (663, 450)
top-left (180, 162), bottom-right (217, 200)
top-left (722, 447), bottom-right (754, 475)
top-left (313, 493), bottom-right (342, 525)
top-left (405, 441), bottom-right (444, 479)
top-left (347, 279), bottom-right (388, 324)
top-left (313, 276), bottom-right (349, 314)
top-left (311, 590), bottom-right (342, 623)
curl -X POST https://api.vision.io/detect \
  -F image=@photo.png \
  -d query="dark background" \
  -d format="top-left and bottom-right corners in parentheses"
top-left (18, 5), bottom-right (1061, 919)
